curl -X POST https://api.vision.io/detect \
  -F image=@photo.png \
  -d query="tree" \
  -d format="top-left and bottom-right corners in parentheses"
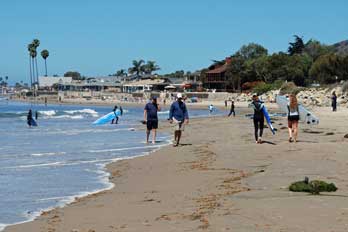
top-left (225, 53), bottom-right (246, 91)
top-left (128, 59), bottom-right (145, 77)
top-left (309, 54), bottom-right (342, 84)
top-left (27, 43), bottom-right (34, 87)
top-left (238, 43), bottom-right (268, 60)
top-left (31, 39), bottom-right (40, 84)
top-left (143, 61), bottom-right (160, 75)
top-left (116, 69), bottom-right (127, 77)
top-left (288, 35), bottom-right (305, 56)
top-left (41, 49), bottom-right (49, 76)
top-left (304, 39), bottom-right (333, 61)
top-left (64, 71), bottom-right (82, 80)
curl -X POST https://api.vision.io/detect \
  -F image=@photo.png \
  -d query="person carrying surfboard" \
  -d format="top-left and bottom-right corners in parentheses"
top-left (144, 96), bottom-right (161, 144)
top-left (249, 95), bottom-right (264, 144)
top-left (169, 93), bottom-right (189, 147)
top-left (287, 94), bottom-right (300, 143)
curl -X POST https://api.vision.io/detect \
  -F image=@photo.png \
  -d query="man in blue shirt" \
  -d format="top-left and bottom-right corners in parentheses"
top-left (169, 93), bottom-right (189, 147)
top-left (144, 96), bottom-right (161, 144)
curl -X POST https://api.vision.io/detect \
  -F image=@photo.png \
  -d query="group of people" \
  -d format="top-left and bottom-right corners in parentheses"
top-left (144, 93), bottom-right (189, 146)
top-left (250, 94), bottom-right (300, 144)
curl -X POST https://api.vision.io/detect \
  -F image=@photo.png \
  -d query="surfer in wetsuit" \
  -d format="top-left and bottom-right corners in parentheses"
top-left (250, 95), bottom-right (264, 144)
top-left (111, 106), bottom-right (119, 124)
top-left (27, 109), bottom-right (33, 127)
top-left (120, 106), bottom-right (123, 116)
top-left (35, 111), bottom-right (39, 120)
top-left (287, 94), bottom-right (300, 143)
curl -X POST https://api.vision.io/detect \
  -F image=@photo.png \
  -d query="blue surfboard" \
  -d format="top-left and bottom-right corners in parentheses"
top-left (30, 118), bottom-right (38, 127)
top-left (93, 110), bottom-right (121, 125)
top-left (262, 106), bottom-right (275, 135)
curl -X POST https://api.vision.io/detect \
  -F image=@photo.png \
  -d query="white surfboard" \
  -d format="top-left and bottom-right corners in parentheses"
top-left (276, 95), bottom-right (319, 125)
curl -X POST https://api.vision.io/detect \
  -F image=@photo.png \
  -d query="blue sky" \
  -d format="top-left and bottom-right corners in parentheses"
top-left (1, 0), bottom-right (347, 83)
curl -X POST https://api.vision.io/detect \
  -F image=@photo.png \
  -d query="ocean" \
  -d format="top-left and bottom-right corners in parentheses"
top-left (0, 100), bottom-right (221, 230)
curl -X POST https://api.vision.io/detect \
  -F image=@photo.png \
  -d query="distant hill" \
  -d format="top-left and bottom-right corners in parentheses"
top-left (333, 40), bottom-right (348, 56)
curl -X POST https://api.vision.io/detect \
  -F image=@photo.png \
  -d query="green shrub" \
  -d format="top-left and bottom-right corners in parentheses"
top-left (253, 83), bottom-right (273, 95)
top-left (289, 179), bottom-right (337, 195)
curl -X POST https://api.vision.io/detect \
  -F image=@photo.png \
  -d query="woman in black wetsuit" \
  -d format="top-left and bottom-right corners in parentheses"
top-left (250, 95), bottom-right (264, 144)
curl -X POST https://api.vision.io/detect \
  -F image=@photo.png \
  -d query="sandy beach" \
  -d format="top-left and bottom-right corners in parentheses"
top-left (4, 105), bottom-right (348, 232)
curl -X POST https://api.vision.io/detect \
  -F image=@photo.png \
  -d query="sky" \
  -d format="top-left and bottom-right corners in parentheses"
top-left (1, 0), bottom-right (347, 84)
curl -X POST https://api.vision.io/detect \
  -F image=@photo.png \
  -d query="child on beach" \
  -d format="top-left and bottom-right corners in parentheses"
top-left (287, 94), bottom-right (300, 142)
top-left (249, 95), bottom-right (264, 144)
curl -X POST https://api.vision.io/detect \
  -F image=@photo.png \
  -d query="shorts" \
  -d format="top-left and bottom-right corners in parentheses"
top-left (173, 118), bottom-right (185, 131)
top-left (288, 119), bottom-right (299, 128)
top-left (146, 120), bottom-right (158, 130)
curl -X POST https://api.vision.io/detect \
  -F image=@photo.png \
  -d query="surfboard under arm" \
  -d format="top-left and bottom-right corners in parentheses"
top-left (262, 107), bottom-right (275, 135)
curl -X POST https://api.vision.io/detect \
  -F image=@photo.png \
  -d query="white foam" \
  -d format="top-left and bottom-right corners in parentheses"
top-left (52, 115), bottom-right (84, 119)
top-left (31, 152), bottom-right (66, 157)
top-left (88, 144), bottom-right (163, 153)
top-left (39, 110), bottom-right (56, 116)
top-left (0, 224), bottom-right (7, 232)
top-left (158, 110), bottom-right (170, 115)
top-left (64, 109), bottom-right (98, 117)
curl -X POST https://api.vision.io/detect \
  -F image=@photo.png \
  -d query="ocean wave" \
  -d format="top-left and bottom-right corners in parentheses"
top-left (88, 144), bottom-right (163, 153)
top-left (158, 110), bottom-right (169, 115)
top-left (64, 109), bottom-right (98, 117)
top-left (39, 110), bottom-right (56, 116)
top-left (31, 152), bottom-right (66, 157)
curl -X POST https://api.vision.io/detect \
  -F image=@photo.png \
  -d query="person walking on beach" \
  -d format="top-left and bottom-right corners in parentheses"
top-left (144, 96), bottom-right (160, 144)
top-left (332, 91), bottom-right (337, 112)
top-left (209, 104), bottom-right (214, 113)
top-left (287, 94), bottom-right (300, 143)
top-left (27, 109), bottom-right (33, 127)
top-left (120, 106), bottom-right (123, 116)
top-left (169, 93), bottom-right (189, 147)
top-left (228, 101), bottom-right (235, 117)
top-left (224, 100), bottom-right (227, 108)
top-left (249, 95), bottom-right (264, 144)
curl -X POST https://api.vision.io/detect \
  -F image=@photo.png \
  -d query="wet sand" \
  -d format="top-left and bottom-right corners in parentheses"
top-left (4, 105), bottom-right (348, 232)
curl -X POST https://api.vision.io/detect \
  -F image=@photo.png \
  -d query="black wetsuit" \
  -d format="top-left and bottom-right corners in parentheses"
top-left (251, 101), bottom-right (264, 141)
top-left (27, 110), bottom-right (33, 126)
top-left (332, 95), bottom-right (337, 111)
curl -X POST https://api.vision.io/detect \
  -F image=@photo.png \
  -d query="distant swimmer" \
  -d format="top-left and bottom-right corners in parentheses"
top-left (35, 111), bottom-right (39, 120)
top-left (169, 93), bottom-right (189, 147)
top-left (144, 96), bottom-right (161, 144)
top-left (228, 101), bottom-right (235, 117)
top-left (249, 95), bottom-right (264, 144)
top-left (27, 109), bottom-right (33, 127)
top-left (120, 106), bottom-right (123, 116)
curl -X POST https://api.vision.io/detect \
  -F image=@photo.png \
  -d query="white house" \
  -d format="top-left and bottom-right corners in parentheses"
top-left (39, 76), bottom-right (73, 88)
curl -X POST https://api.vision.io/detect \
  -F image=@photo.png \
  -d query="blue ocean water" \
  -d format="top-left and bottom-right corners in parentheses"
top-left (0, 100), bottom-right (220, 230)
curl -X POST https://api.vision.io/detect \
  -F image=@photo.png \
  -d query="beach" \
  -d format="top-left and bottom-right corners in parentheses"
top-left (4, 104), bottom-right (348, 232)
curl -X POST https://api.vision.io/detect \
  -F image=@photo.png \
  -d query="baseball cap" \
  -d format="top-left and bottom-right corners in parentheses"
top-left (177, 93), bottom-right (183, 98)
top-left (152, 96), bottom-right (157, 100)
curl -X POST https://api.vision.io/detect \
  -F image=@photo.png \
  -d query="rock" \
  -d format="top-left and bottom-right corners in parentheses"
top-left (344, 134), bottom-right (348, 138)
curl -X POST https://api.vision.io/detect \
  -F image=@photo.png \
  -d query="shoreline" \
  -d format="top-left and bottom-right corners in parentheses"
top-left (1, 133), bottom-right (173, 232)
top-left (4, 106), bottom-right (348, 231)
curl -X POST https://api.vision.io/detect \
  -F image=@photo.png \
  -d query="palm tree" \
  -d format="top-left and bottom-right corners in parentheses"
top-left (144, 61), bottom-right (160, 75)
top-left (32, 39), bottom-right (40, 84)
top-left (128, 59), bottom-right (145, 78)
top-left (41, 49), bottom-right (49, 76)
top-left (27, 43), bottom-right (34, 87)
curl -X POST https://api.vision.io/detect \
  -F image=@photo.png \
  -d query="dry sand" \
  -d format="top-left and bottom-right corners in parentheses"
top-left (4, 105), bottom-right (348, 232)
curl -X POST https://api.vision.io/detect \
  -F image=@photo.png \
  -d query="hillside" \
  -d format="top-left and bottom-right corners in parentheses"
top-left (333, 40), bottom-right (348, 56)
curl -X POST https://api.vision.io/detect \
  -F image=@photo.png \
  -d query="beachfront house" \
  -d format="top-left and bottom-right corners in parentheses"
top-left (38, 76), bottom-right (73, 89)
top-left (203, 57), bottom-right (232, 92)
top-left (122, 78), bottom-right (169, 93)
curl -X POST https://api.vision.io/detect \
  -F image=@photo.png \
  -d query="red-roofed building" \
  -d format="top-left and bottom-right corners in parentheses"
top-left (203, 57), bottom-right (232, 91)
